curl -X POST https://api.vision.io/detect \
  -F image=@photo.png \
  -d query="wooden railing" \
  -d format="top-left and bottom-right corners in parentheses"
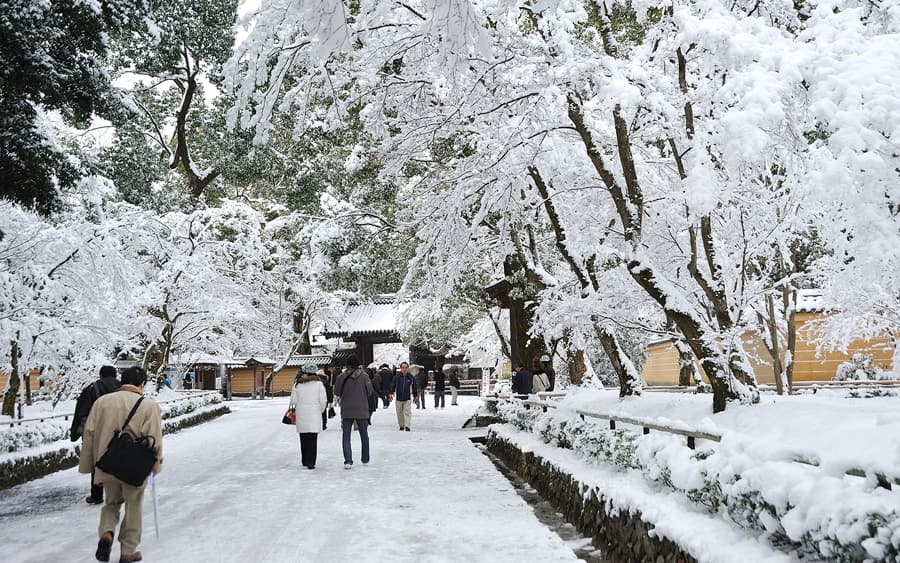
top-left (0, 390), bottom-right (221, 427)
top-left (484, 394), bottom-right (899, 490)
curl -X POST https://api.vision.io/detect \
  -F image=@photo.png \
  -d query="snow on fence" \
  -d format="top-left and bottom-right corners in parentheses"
top-left (484, 392), bottom-right (900, 561)
top-left (485, 395), bottom-right (899, 490)
top-left (0, 390), bottom-right (221, 427)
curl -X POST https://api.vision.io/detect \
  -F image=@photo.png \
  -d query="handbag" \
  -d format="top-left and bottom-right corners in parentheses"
top-left (95, 398), bottom-right (157, 487)
top-left (282, 405), bottom-right (296, 425)
top-left (327, 406), bottom-right (336, 419)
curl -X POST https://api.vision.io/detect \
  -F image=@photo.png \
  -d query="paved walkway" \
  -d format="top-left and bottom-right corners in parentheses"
top-left (0, 396), bottom-right (579, 562)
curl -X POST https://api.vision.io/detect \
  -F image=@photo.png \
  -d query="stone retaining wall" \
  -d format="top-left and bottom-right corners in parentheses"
top-left (0, 404), bottom-right (230, 490)
top-left (487, 431), bottom-right (696, 563)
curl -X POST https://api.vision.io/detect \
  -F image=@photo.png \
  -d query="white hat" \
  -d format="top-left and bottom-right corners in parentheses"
top-left (540, 354), bottom-right (550, 362)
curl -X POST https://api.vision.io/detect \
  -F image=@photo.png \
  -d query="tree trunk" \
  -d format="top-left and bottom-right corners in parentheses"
top-left (784, 288), bottom-right (796, 393)
top-left (567, 95), bottom-right (750, 412)
top-left (674, 339), bottom-right (698, 386)
top-left (2, 339), bottom-right (21, 417)
top-left (528, 165), bottom-right (641, 396)
top-left (596, 327), bottom-right (641, 396)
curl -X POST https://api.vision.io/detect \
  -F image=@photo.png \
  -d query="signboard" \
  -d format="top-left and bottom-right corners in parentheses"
top-left (481, 368), bottom-right (491, 397)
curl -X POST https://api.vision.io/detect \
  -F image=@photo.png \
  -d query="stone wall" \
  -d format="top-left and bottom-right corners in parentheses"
top-left (487, 432), bottom-right (696, 563)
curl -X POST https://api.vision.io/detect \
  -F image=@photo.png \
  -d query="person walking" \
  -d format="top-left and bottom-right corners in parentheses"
top-left (334, 367), bottom-right (376, 469)
top-left (540, 354), bottom-right (556, 392)
top-left (433, 369), bottom-right (446, 408)
top-left (318, 369), bottom-right (334, 430)
top-left (291, 365), bottom-right (328, 469)
top-left (70, 365), bottom-right (122, 505)
top-left (378, 364), bottom-right (394, 408)
top-left (414, 367), bottom-right (428, 409)
top-left (449, 368), bottom-right (461, 406)
top-left (79, 366), bottom-right (163, 563)
top-left (391, 362), bottom-right (416, 431)
top-left (531, 357), bottom-right (550, 394)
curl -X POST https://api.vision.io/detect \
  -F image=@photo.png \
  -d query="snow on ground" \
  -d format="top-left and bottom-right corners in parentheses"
top-left (491, 424), bottom-right (798, 563)
top-left (0, 395), bottom-right (578, 563)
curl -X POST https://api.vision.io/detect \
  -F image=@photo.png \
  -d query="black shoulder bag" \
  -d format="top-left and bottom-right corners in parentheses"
top-left (95, 397), bottom-right (158, 486)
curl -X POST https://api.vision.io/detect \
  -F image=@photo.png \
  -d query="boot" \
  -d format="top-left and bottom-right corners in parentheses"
top-left (118, 552), bottom-right (142, 562)
top-left (95, 532), bottom-right (113, 562)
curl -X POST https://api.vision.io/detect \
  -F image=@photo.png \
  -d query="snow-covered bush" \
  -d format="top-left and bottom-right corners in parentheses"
top-left (0, 420), bottom-right (70, 454)
top-left (493, 400), bottom-right (900, 562)
top-left (834, 354), bottom-right (888, 381)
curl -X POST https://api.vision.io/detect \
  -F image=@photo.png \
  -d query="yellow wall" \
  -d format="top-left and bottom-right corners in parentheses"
top-left (793, 312), bottom-right (895, 381)
top-left (0, 369), bottom-right (48, 392)
top-left (230, 367), bottom-right (300, 395)
top-left (640, 313), bottom-right (896, 385)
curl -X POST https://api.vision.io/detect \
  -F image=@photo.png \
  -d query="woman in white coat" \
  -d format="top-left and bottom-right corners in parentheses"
top-left (290, 365), bottom-right (328, 469)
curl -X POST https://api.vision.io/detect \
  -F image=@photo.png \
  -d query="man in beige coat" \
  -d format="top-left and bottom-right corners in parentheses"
top-left (80, 367), bottom-right (163, 563)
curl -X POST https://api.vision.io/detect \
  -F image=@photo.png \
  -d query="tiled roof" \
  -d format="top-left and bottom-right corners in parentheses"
top-left (324, 296), bottom-right (400, 337)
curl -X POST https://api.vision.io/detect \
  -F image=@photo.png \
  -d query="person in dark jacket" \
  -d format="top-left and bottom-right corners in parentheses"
top-left (414, 367), bottom-right (428, 409)
top-left (318, 369), bottom-right (334, 430)
top-left (540, 354), bottom-right (556, 392)
top-left (70, 365), bottom-right (121, 504)
top-left (433, 369), bottom-right (446, 408)
top-left (449, 368), bottom-right (461, 405)
top-left (378, 364), bottom-right (394, 408)
top-left (511, 362), bottom-right (532, 395)
top-left (334, 367), bottom-right (376, 468)
top-left (390, 362), bottom-right (417, 431)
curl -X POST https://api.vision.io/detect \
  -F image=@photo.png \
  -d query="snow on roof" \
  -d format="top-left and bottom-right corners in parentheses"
top-left (796, 289), bottom-right (826, 312)
top-left (324, 295), bottom-right (399, 337)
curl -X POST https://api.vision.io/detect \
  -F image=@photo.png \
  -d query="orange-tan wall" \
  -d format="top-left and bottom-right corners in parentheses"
top-left (793, 312), bottom-right (895, 381)
top-left (640, 313), bottom-right (896, 385)
top-left (0, 369), bottom-right (48, 392)
top-left (230, 367), bottom-right (300, 395)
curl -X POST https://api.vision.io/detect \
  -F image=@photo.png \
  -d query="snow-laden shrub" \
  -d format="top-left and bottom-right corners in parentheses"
top-left (834, 353), bottom-right (887, 381)
top-left (0, 419), bottom-right (70, 453)
top-left (493, 400), bottom-right (900, 562)
top-left (0, 392), bottom-right (223, 454)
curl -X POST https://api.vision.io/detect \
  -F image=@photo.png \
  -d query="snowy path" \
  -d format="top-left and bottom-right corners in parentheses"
top-left (0, 396), bottom-right (578, 563)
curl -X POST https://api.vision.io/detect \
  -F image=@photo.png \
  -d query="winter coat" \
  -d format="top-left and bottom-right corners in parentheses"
top-left (532, 370), bottom-right (550, 394)
top-left (391, 373), bottom-right (417, 402)
top-left (378, 368), bottom-right (394, 395)
top-left (335, 369), bottom-right (375, 419)
top-left (512, 368), bottom-right (533, 394)
top-left (414, 370), bottom-right (429, 391)
top-left (78, 385), bottom-right (163, 486)
top-left (290, 375), bottom-right (328, 433)
top-left (320, 375), bottom-right (334, 403)
top-left (544, 365), bottom-right (556, 392)
top-left (70, 376), bottom-right (122, 441)
top-left (434, 371), bottom-right (447, 392)
top-left (449, 372), bottom-right (461, 389)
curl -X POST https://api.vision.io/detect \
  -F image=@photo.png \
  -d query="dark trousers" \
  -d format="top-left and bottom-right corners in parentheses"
top-left (416, 389), bottom-right (426, 408)
top-left (382, 392), bottom-right (390, 408)
top-left (342, 418), bottom-right (370, 465)
top-left (434, 391), bottom-right (445, 408)
top-left (90, 469), bottom-right (103, 501)
top-left (321, 409), bottom-right (328, 430)
top-left (299, 433), bottom-right (318, 468)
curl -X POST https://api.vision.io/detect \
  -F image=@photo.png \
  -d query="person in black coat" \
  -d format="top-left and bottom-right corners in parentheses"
top-left (319, 369), bottom-right (334, 430)
top-left (433, 369), bottom-right (447, 408)
top-left (70, 365), bottom-right (121, 504)
top-left (449, 368), bottom-right (461, 405)
top-left (540, 354), bottom-right (556, 392)
top-left (511, 362), bottom-right (532, 395)
top-left (377, 364), bottom-right (394, 408)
